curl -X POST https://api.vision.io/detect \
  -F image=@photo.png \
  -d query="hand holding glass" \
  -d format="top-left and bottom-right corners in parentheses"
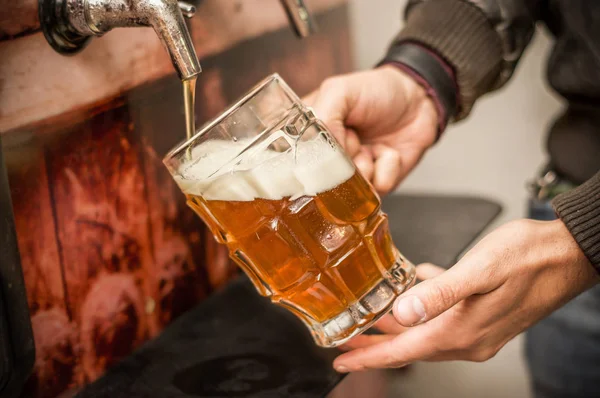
top-left (164, 74), bottom-right (416, 347)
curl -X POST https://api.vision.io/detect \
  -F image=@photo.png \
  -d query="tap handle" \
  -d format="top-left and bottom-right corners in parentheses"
top-left (39, 0), bottom-right (202, 80)
top-left (280, 0), bottom-right (318, 38)
top-left (38, 0), bottom-right (198, 54)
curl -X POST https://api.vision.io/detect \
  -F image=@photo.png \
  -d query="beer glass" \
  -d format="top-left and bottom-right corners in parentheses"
top-left (163, 74), bottom-right (416, 347)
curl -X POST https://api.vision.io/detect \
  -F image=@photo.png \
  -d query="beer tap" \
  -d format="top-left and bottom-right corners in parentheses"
top-left (38, 0), bottom-right (202, 80)
top-left (279, 0), bottom-right (318, 38)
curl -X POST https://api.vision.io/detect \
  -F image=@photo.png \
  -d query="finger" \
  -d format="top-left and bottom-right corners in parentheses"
top-left (353, 147), bottom-right (374, 182)
top-left (392, 262), bottom-right (491, 327)
top-left (309, 78), bottom-right (361, 147)
top-left (310, 78), bottom-right (353, 123)
top-left (344, 128), bottom-right (361, 158)
top-left (370, 144), bottom-right (402, 194)
top-left (338, 334), bottom-right (396, 351)
top-left (416, 263), bottom-right (446, 280)
top-left (306, 80), bottom-right (363, 156)
top-left (372, 314), bottom-right (406, 334)
top-left (334, 326), bottom-right (436, 372)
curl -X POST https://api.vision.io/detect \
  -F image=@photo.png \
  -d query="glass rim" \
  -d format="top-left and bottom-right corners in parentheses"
top-left (163, 73), bottom-right (298, 162)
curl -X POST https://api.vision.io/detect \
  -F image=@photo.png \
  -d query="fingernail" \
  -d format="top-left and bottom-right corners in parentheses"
top-left (395, 296), bottom-right (426, 326)
top-left (335, 365), bottom-right (349, 373)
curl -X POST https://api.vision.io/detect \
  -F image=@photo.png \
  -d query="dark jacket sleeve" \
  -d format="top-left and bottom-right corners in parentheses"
top-left (382, 0), bottom-right (543, 120)
top-left (552, 172), bottom-right (600, 272)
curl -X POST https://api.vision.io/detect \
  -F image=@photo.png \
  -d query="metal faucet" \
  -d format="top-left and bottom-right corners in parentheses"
top-left (280, 0), bottom-right (318, 38)
top-left (38, 0), bottom-right (202, 80)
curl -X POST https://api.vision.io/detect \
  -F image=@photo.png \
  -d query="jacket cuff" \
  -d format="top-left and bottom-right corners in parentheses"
top-left (378, 43), bottom-right (458, 135)
top-left (395, 0), bottom-right (503, 119)
top-left (552, 172), bottom-right (600, 271)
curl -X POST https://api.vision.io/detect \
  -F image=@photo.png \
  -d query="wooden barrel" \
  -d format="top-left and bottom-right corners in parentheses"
top-left (0, 1), bottom-right (352, 396)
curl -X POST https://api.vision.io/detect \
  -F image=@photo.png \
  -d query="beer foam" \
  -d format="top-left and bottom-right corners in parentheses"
top-left (175, 136), bottom-right (355, 201)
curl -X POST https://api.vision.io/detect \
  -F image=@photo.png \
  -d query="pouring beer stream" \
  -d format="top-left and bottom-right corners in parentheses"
top-left (183, 77), bottom-right (198, 141)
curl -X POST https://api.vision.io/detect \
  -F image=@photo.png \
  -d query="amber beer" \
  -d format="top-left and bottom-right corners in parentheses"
top-left (188, 174), bottom-right (395, 321)
top-left (165, 74), bottom-right (415, 347)
top-left (174, 136), bottom-right (410, 345)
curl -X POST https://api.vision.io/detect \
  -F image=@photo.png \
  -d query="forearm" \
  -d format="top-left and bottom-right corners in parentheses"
top-left (380, 0), bottom-right (539, 121)
top-left (553, 171), bottom-right (600, 272)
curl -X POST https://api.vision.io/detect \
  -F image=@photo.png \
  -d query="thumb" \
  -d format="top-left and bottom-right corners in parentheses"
top-left (310, 77), bottom-right (353, 123)
top-left (392, 262), bottom-right (486, 326)
top-left (308, 78), bottom-right (360, 148)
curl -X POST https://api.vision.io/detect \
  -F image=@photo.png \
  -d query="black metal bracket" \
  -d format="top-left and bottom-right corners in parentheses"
top-left (0, 136), bottom-right (36, 398)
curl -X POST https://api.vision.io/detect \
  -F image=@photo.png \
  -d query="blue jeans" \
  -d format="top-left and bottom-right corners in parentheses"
top-left (526, 199), bottom-right (600, 398)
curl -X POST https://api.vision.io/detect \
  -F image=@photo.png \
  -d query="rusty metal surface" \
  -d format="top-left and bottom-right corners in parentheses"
top-left (0, 0), bottom-right (38, 38)
top-left (0, 0), bottom-right (347, 133)
top-left (0, 0), bottom-right (342, 40)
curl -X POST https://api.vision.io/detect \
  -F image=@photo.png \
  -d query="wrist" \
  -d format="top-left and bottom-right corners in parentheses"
top-left (378, 42), bottom-right (458, 136)
top-left (382, 62), bottom-right (444, 132)
top-left (545, 219), bottom-right (599, 288)
top-left (377, 65), bottom-right (439, 145)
